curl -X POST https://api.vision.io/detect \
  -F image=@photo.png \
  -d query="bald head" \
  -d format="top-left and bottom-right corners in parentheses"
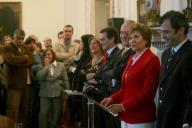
top-left (120, 20), bottom-right (136, 47)
top-left (44, 37), bottom-right (52, 49)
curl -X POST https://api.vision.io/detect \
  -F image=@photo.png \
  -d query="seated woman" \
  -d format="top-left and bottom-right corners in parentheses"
top-left (101, 23), bottom-right (160, 128)
top-left (71, 34), bottom-right (94, 91)
top-left (81, 37), bottom-right (104, 99)
top-left (81, 37), bottom-right (103, 101)
top-left (36, 49), bottom-right (69, 128)
top-left (60, 34), bottom-right (94, 127)
top-left (71, 35), bottom-right (104, 91)
top-left (63, 36), bottom-right (104, 128)
top-left (79, 37), bottom-right (104, 128)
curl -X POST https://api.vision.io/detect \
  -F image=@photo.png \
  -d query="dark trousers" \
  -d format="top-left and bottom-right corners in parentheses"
top-left (0, 87), bottom-right (7, 115)
top-left (28, 86), bottom-right (39, 128)
top-left (6, 86), bottom-right (31, 128)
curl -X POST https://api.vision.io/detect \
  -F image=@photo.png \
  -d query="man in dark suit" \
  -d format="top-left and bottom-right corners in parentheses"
top-left (156, 10), bottom-right (192, 128)
top-left (94, 27), bottom-right (120, 128)
top-left (3, 29), bottom-right (34, 127)
top-left (95, 27), bottom-right (120, 97)
top-left (113, 20), bottom-right (136, 94)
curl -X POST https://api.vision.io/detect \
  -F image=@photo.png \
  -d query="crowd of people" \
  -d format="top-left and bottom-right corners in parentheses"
top-left (0, 10), bottom-right (192, 128)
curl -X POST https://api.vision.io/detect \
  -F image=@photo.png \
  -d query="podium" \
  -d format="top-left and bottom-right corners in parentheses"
top-left (0, 115), bottom-right (15, 128)
top-left (63, 90), bottom-right (118, 128)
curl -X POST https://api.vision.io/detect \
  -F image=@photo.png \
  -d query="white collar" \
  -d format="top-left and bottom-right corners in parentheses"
top-left (172, 38), bottom-right (188, 53)
top-left (124, 47), bottom-right (131, 51)
top-left (52, 60), bottom-right (57, 67)
top-left (107, 46), bottom-right (116, 56)
top-left (132, 48), bottom-right (148, 65)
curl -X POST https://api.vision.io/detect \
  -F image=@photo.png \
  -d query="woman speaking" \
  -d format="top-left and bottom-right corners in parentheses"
top-left (101, 23), bottom-right (160, 128)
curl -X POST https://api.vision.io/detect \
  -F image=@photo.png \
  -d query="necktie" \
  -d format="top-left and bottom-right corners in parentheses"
top-left (103, 52), bottom-right (108, 64)
top-left (166, 49), bottom-right (175, 71)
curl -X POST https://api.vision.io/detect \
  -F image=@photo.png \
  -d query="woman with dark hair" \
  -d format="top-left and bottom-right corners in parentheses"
top-left (72, 34), bottom-right (94, 91)
top-left (63, 34), bottom-right (94, 127)
top-left (36, 48), bottom-right (69, 128)
top-left (76, 34), bottom-right (93, 69)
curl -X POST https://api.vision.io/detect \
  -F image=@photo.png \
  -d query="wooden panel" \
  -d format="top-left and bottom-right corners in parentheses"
top-left (0, 115), bottom-right (15, 128)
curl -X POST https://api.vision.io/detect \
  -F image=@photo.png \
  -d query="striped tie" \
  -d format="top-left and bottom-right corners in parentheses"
top-left (166, 49), bottom-right (175, 71)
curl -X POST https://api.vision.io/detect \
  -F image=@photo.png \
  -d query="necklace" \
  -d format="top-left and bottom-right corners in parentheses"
top-left (92, 56), bottom-right (103, 66)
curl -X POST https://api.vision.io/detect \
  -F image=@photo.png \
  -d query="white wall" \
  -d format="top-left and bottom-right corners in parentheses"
top-left (110, 0), bottom-right (137, 21)
top-left (0, 0), bottom-right (188, 44)
top-left (1, 0), bottom-right (88, 44)
top-left (160, 0), bottom-right (185, 15)
top-left (63, 0), bottom-right (87, 40)
top-left (95, 0), bottom-right (110, 38)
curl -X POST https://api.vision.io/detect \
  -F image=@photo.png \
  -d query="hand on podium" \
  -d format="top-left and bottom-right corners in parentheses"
top-left (107, 104), bottom-right (125, 115)
top-left (101, 97), bottom-right (125, 115)
top-left (101, 97), bottom-right (113, 107)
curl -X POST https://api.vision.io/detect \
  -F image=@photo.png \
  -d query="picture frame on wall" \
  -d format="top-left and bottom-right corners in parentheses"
top-left (0, 2), bottom-right (22, 41)
top-left (137, 0), bottom-right (160, 27)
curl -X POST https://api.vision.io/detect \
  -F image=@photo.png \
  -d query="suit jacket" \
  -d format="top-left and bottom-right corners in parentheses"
top-left (36, 61), bottom-right (70, 97)
top-left (95, 47), bottom-right (121, 128)
top-left (111, 49), bottom-right (160, 123)
top-left (157, 40), bottom-right (192, 128)
top-left (3, 43), bottom-right (35, 89)
top-left (113, 48), bottom-right (135, 92)
top-left (95, 46), bottom-right (120, 97)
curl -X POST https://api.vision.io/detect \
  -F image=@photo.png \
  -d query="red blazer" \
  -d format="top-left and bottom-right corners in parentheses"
top-left (111, 49), bottom-right (160, 123)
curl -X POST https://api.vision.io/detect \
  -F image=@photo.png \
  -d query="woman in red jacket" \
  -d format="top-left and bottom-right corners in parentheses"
top-left (101, 23), bottom-right (160, 128)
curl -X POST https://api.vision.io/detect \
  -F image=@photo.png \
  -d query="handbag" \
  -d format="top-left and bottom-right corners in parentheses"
top-left (82, 82), bottom-right (103, 102)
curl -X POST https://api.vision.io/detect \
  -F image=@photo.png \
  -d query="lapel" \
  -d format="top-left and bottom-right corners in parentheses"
top-left (159, 40), bottom-right (191, 86)
top-left (121, 49), bottom-right (152, 85)
top-left (127, 49), bottom-right (151, 75)
top-left (107, 47), bottom-right (119, 61)
top-left (11, 43), bottom-right (24, 56)
top-left (11, 43), bottom-right (20, 54)
top-left (123, 48), bottom-right (135, 60)
top-left (103, 47), bottom-right (119, 70)
top-left (115, 48), bottom-right (124, 64)
top-left (52, 62), bottom-right (61, 77)
top-left (115, 48), bottom-right (135, 66)
top-left (121, 55), bottom-right (133, 86)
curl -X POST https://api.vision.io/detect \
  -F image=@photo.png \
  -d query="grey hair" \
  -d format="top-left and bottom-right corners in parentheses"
top-left (14, 28), bottom-right (25, 37)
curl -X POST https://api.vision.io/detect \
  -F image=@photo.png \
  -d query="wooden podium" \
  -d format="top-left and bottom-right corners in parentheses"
top-left (63, 90), bottom-right (118, 128)
top-left (0, 115), bottom-right (15, 128)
